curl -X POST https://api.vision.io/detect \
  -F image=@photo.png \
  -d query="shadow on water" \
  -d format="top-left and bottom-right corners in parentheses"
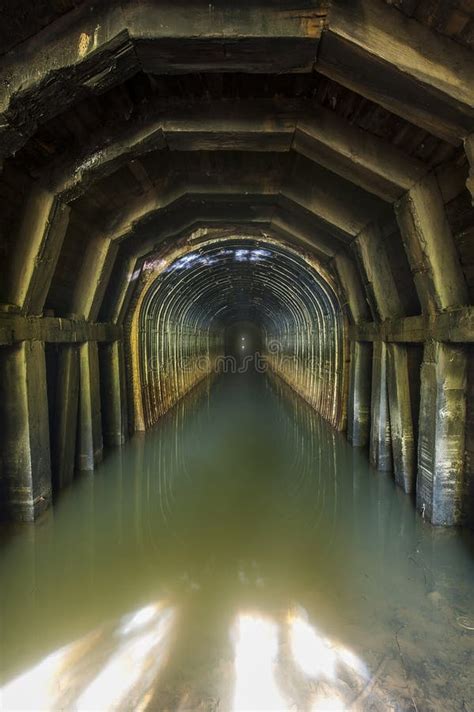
top-left (0, 372), bottom-right (473, 711)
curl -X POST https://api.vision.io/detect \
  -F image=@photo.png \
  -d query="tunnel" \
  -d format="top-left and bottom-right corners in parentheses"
top-left (130, 236), bottom-right (345, 430)
top-left (0, 1), bottom-right (473, 710)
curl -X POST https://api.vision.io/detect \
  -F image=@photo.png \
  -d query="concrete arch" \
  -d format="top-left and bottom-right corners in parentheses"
top-left (0, 0), bottom-right (472, 165)
top-left (128, 233), bottom-right (346, 431)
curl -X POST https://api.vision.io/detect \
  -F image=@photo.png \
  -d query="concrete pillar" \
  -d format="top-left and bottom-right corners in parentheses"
top-left (418, 341), bottom-right (467, 526)
top-left (0, 341), bottom-right (52, 520)
top-left (463, 345), bottom-right (474, 527)
top-left (99, 341), bottom-right (128, 447)
top-left (387, 343), bottom-right (416, 494)
top-left (51, 345), bottom-right (80, 490)
top-left (465, 133), bottom-right (474, 202)
top-left (370, 341), bottom-right (392, 472)
top-left (347, 340), bottom-right (372, 447)
top-left (77, 341), bottom-right (103, 471)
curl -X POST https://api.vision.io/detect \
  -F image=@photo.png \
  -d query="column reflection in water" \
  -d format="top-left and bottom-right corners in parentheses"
top-left (0, 372), bottom-right (473, 711)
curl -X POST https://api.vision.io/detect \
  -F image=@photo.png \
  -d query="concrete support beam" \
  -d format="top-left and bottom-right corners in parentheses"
top-left (369, 341), bottom-right (392, 472)
top-left (352, 220), bottom-right (404, 321)
top-left (387, 343), bottom-right (416, 493)
top-left (103, 203), bottom-right (349, 328)
top-left (417, 341), bottom-right (467, 525)
top-left (319, 0), bottom-right (474, 143)
top-left (396, 174), bottom-right (469, 314)
top-left (71, 237), bottom-right (119, 321)
top-left (332, 250), bottom-right (370, 324)
top-left (77, 342), bottom-right (103, 471)
top-left (463, 346), bottom-right (474, 526)
top-left (49, 102), bottom-right (296, 200)
top-left (0, 341), bottom-right (52, 521)
top-left (99, 341), bottom-right (128, 447)
top-left (0, 0), bottom-right (329, 161)
top-left (347, 341), bottom-right (372, 447)
top-left (465, 134), bottom-right (474, 202)
top-left (50, 345), bottom-right (80, 490)
top-left (288, 156), bottom-right (384, 239)
top-left (110, 256), bottom-right (140, 325)
top-left (295, 109), bottom-right (425, 201)
top-left (45, 100), bottom-right (424, 204)
top-left (350, 307), bottom-right (474, 344)
top-left (351, 219), bottom-right (417, 486)
top-left (7, 189), bottom-right (70, 315)
top-left (0, 312), bottom-right (121, 345)
top-left (107, 186), bottom-right (280, 242)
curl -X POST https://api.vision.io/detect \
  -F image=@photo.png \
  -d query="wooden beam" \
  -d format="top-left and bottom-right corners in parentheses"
top-left (318, 0), bottom-right (474, 144)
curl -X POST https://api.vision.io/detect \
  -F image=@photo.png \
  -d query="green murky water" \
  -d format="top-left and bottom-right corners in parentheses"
top-left (1, 372), bottom-right (473, 711)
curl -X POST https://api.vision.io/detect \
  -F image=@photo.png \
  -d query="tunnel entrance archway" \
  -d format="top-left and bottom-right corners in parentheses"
top-left (128, 233), bottom-right (347, 433)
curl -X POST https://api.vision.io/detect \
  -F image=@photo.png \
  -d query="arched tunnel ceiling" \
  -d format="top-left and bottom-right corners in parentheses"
top-left (0, 0), bottom-right (472, 327)
top-left (139, 238), bottom-right (340, 329)
top-left (130, 234), bottom-right (346, 430)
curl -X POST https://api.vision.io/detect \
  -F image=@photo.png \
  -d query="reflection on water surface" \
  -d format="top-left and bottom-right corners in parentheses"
top-left (1, 373), bottom-right (473, 710)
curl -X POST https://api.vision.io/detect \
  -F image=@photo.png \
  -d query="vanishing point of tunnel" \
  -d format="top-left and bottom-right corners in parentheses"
top-left (0, 2), bottom-right (473, 711)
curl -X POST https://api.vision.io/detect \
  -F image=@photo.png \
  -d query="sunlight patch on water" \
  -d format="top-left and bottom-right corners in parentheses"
top-left (231, 613), bottom-right (289, 712)
top-left (289, 610), bottom-right (368, 684)
top-left (311, 696), bottom-right (347, 711)
top-left (1, 644), bottom-right (74, 711)
top-left (290, 614), bottom-right (337, 680)
top-left (0, 602), bottom-right (175, 712)
top-left (75, 604), bottom-right (174, 711)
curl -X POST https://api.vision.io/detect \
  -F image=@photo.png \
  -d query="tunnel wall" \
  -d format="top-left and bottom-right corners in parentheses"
top-left (125, 235), bottom-right (347, 432)
top-left (128, 250), bottom-right (225, 431)
top-left (263, 266), bottom-right (346, 431)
